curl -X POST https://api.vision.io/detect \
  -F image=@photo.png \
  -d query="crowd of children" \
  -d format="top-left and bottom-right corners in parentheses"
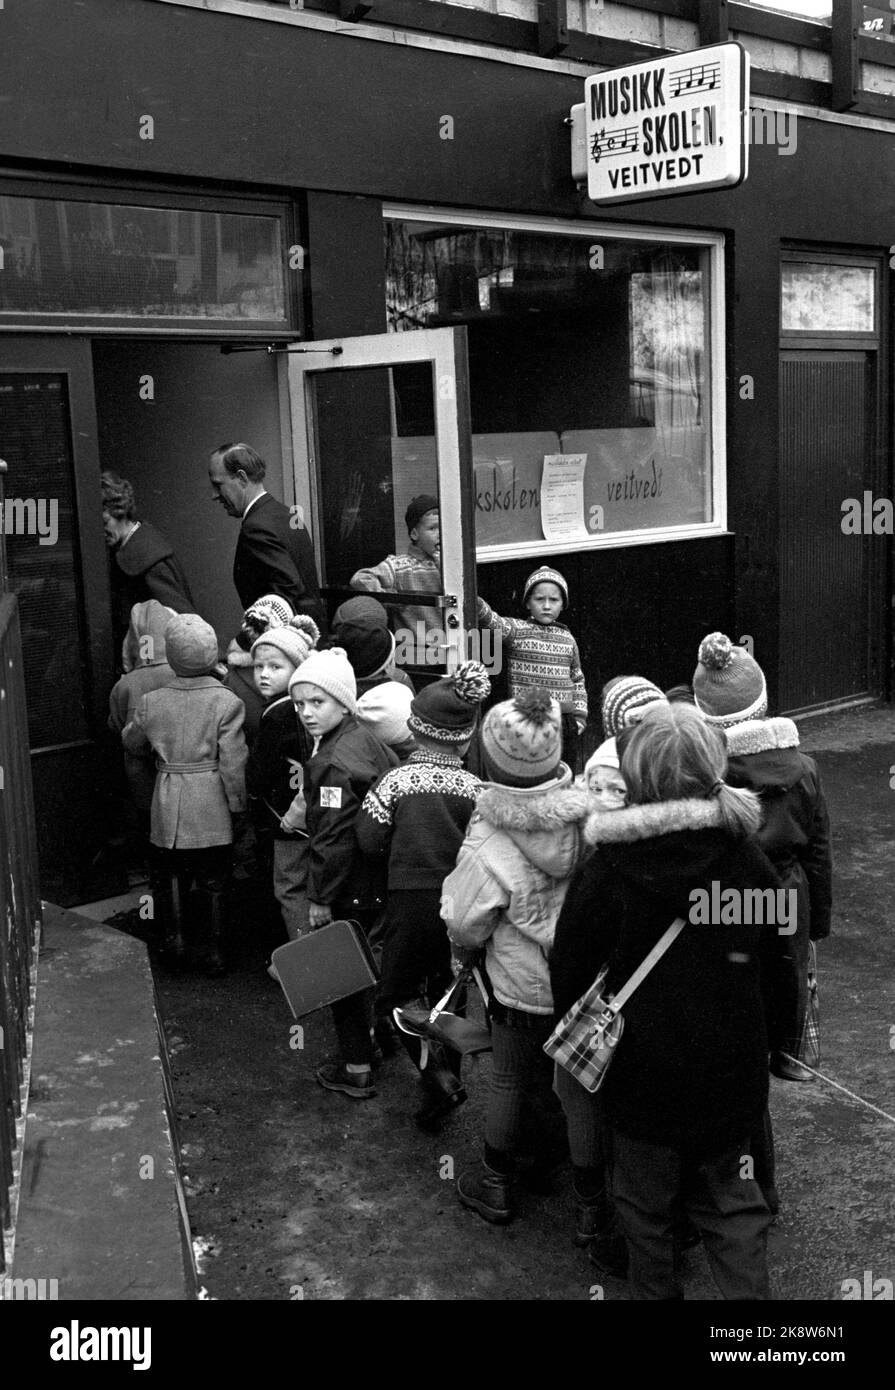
top-left (107, 514), bottom-right (832, 1298)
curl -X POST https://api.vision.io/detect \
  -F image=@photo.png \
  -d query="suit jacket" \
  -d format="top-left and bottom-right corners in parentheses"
top-left (233, 493), bottom-right (324, 626)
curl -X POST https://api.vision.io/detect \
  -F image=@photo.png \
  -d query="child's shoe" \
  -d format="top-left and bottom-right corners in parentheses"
top-left (457, 1161), bottom-right (514, 1225)
top-left (316, 1061), bottom-right (377, 1099)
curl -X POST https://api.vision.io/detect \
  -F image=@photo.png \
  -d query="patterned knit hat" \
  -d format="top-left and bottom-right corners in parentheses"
top-left (164, 614), bottom-right (219, 677)
top-left (356, 681), bottom-right (414, 748)
top-left (289, 646), bottom-right (357, 715)
top-left (405, 494), bottom-right (439, 533)
top-left (601, 675), bottom-right (668, 740)
top-left (251, 615), bottom-right (319, 668)
top-left (522, 566), bottom-right (568, 609)
top-left (693, 632), bottom-right (768, 727)
top-left (481, 688), bottom-right (563, 788)
top-left (407, 661), bottom-right (490, 745)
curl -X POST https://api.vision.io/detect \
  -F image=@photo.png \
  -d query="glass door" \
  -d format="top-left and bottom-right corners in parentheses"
top-left (287, 327), bottom-right (476, 675)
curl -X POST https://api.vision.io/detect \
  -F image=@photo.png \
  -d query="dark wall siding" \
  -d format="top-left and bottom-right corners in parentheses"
top-left (2, 1), bottom-right (894, 247)
top-left (1, 0), bottom-right (891, 711)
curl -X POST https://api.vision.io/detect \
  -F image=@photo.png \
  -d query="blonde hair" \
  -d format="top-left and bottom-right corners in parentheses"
top-left (621, 702), bottom-right (761, 838)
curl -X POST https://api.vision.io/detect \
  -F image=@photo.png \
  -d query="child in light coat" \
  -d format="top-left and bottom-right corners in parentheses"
top-left (441, 688), bottom-right (591, 1225)
top-left (123, 614), bottom-right (247, 972)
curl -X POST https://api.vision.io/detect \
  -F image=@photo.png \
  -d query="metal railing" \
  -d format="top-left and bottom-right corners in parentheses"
top-left (0, 459), bottom-right (42, 1275)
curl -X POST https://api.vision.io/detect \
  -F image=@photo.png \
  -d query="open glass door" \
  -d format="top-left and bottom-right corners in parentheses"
top-left (287, 327), bottom-right (476, 676)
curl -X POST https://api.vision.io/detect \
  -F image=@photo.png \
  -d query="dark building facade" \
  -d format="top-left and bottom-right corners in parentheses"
top-left (0, 0), bottom-right (891, 900)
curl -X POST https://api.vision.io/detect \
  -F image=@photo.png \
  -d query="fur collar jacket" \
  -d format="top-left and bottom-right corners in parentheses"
top-left (441, 777), bottom-right (592, 1015)
top-left (550, 798), bottom-right (782, 1155)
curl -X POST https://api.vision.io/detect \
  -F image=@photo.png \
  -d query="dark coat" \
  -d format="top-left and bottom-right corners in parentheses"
top-left (549, 798), bottom-right (782, 1158)
top-left (111, 522), bottom-right (196, 656)
top-left (233, 493), bottom-right (324, 627)
top-left (246, 695), bottom-right (313, 839)
top-left (303, 716), bottom-right (397, 910)
top-left (724, 717), bottom-right (832, 941)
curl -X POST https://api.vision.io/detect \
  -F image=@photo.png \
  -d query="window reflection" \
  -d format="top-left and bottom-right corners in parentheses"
top-left (385, 219), bottom-right (714, 545)
top-left (0, 197), bottom-right (286, 322)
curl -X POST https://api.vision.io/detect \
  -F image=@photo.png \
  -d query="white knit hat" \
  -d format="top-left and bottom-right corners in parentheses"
top-left (584, 736), bottom-right (619, 780)
top-left (289, 646), bottom-right (357, 714)
top-left (356, 682), bottom-right (414, 748)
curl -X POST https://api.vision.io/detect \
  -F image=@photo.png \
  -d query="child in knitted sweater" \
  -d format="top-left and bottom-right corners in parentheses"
top-left (355, 661), bottom-right (490, 1130)
top-left (477, 566), bottom-right (588, 773)
top-left (350, 495), bottom-right (441, 666)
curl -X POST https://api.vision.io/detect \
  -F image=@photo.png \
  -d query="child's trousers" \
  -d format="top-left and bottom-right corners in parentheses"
top-left (377, 888), bottom-right (452, 1013)
top-left (273, 836), bottom-right (310, 940)
top-left (611, 1130), bottom-right (772, 1300)
top-left (485, 1005), bottom-right (562, 1158)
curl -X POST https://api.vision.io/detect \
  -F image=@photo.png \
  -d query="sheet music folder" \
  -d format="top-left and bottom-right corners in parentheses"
top-left (272, 920), bottom-right (379, 1019)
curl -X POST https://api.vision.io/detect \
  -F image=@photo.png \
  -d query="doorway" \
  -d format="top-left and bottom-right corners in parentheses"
top-left (0, 335), bottom-right (288, 904)
top-left (777, 254), bottom-right (885, 712)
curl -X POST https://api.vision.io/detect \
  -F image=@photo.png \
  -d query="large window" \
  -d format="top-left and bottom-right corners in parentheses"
top-left (384, 209), bottom-right (725, 560)
top-left (0, 194), bottom-right (288, 329)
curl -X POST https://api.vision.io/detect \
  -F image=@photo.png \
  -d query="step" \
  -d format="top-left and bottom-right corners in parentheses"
top-left (6, 903), bottom-right (195, 1301)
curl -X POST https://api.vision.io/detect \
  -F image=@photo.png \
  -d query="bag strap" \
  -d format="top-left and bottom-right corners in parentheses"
top-left (607, 917), bottom-right (686, 1015)
top-left (430, 966), bottom-right (489, 1022)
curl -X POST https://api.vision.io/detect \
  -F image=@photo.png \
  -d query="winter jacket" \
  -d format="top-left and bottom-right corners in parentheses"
top-left (550, 798), bottom-right (782, 1157)
top-left (112, 522), bottom-right (196, 668)
top-left (246, 695), bottom-right (313, 839)
top-left (304, 715), bottom-right (398, 909)
top-left (724, 717), bottom-right (832, 941)
top-left (123, 677), bottom-right (247, 849)
top-left (108, 600), bottom-right (177, 812)
top-left (442, 771), bottom-right (591, 1015)
top-left (221, 640), bottom-right (267, 748)
top-left (356, 748), bottom-right (481, 890)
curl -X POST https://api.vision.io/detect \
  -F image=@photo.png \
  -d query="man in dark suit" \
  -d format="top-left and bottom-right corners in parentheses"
top-left (209, 442), bottom-right (325, 628)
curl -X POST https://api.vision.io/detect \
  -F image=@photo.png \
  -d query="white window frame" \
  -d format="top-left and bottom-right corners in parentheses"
top-left (383, 203), bottom-right (728, 563)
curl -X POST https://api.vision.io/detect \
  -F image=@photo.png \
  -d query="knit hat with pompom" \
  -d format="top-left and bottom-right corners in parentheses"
top-left (408, 661), bottom-right (491, 745)
top-left (693, 632), bottom-right (767, 727)
top-left (251, 614), bottom-right (319, 669)
top-left (481, 687), bottom-right (563, 788)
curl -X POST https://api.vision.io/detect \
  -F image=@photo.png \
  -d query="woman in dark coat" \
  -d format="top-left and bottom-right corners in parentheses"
top-left (101, 471), bottom-right (196, 668)
top-left (550, 701), bottom-right (781, 1301)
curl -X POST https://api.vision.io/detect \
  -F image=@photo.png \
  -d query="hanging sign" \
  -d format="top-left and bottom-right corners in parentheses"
top-left (582, 42), bottom-right (749, 204)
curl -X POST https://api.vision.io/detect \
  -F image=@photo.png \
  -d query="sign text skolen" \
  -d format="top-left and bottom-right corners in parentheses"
top-left (584, 42), bottom-right (749, 204)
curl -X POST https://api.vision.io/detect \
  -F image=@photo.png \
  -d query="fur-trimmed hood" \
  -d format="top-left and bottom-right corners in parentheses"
top-left (473, 774), bottom-right (592, 879)
top-left (724, 716), bottom-right (807, 795)
top-left (584, 797), bottom-right (728, 846)
top-left (582, 795), bottom-right (765, 895)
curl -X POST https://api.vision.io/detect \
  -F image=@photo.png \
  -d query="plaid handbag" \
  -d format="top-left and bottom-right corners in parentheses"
top-left (544, 917), bottom-right (686, 1094)
top-left (798, 941), bottom-right (820, 1067)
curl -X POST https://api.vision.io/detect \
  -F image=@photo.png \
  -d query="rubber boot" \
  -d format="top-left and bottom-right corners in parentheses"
top-left (572, 1180), bottom-right (611, 1248)
top-left (206, 890), bottom-right (226, 976)
top-left (159, 873), bottom-right (187, 968)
